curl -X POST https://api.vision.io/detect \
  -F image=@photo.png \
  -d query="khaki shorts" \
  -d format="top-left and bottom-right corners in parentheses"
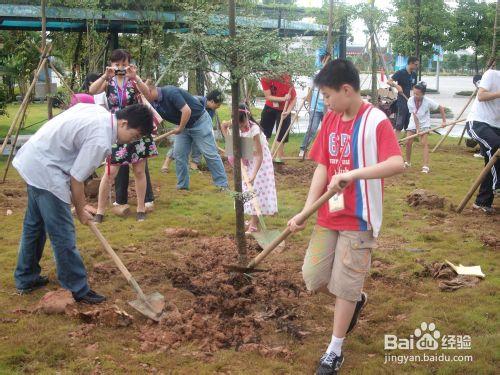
top-left (302, 225), bottom-right (377, 302)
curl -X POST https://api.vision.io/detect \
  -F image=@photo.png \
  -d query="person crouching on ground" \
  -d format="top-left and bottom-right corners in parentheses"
top-left (287, 59), bottom-right (404, 375)
top-left (221, 104), bottom-right (278, 234)
top-left (12, 103), bottom-right (153, 304)
top-left (405, 81), bottom-right (446, 173)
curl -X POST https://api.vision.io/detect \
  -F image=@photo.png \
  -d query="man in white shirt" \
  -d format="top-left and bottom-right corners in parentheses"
top-left (466, 68), bottom-right (500, 213)
top-left (13, 103), bottom-right (153, 303)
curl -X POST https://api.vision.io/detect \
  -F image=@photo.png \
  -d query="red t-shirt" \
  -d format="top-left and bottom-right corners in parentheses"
top-left (309, 103), bottom-right (401, 232)
top-left (260, 75), bottom-right (297, 111)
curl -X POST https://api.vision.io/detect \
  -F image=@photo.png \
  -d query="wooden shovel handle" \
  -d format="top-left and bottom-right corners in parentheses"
top-left (247, 182), bottom-right (346, 269)
top-left (88, 222), bottom-right (147, 300)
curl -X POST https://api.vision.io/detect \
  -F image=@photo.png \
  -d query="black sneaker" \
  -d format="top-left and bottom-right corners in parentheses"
top-left (316, 352), bottom-right (344, 375)
top-left (346, 292), bottom-right (367, 335)
top-left (73, 289), bottom-right (106, 304)
top-left (16, 275), bottom-right (49, 295)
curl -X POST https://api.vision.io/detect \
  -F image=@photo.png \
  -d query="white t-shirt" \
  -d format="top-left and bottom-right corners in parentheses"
top-left (467, 69), bottom-right (500, 128)
top-left (13, 104), bottom-right (117, 204)
top-left (407, 96), bottom-right (439, 130)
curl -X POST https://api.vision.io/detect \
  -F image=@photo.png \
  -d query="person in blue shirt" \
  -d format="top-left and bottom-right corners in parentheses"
top-left (129, 72), bottom-right (228, 190)
top-left (161, 90), bottom-right (224, 172)
top-left (299, 52), bottom-right (330, 158)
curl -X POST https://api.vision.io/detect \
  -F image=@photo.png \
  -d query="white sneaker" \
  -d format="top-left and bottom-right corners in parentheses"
top-left (298, 150), bottom-right (305, 158)
top-left (473, 153), bottom-right (483, 158)
top-left (404, 162), bottom-right (411, 168)
top-left (421, 166), bottom-right (430, 174)
top-left (112, 201), bottom-right (119, 207)
top-left (145, 201), bottom-right (154, 212)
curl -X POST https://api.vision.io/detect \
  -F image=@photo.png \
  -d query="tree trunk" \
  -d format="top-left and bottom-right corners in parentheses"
top-left (188, 70), bottom-right (197, 95)
top-left (370, 37), bottom-right (378, 105)
top-left (229, 0), bottom-right (246, 265)
top-left (415, 0), bottom-right (422, 80)
top-left (474, 51), bottom-right (479, 74)
top-left (490, 0), bottom-right (498, 66)
top-left (326, 0), bottom-right (334, 54)
top-left (41, 0), bottom-right (53, 119)
top-left (70, 31), bottom-right (83, 90)
top-left (369, 0), bottom-right (377, 105)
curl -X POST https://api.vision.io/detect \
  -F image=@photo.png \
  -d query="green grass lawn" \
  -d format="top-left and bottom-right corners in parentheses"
top-left (0, 103), bottom-right (63, 138)
top-left (0, 107), bottom-right (498, 374)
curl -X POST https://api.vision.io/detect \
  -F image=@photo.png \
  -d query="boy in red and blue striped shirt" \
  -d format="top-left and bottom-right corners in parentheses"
top-left (288, 59), bottom-right (404, 375)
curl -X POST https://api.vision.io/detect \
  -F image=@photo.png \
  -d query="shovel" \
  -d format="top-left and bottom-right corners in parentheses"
top-left (88, 222), bottom-right (165, 321)
top-left (241, 163), bottom-right (282, 249)
top-left (225, 181), bottom-right (347, 273)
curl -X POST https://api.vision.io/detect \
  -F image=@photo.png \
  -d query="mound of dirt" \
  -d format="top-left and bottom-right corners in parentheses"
top-left (36, 289), bottom-right (75, 314)
top-left (480, 234), bottom-right (499, 249)
top-left (78, 305), bottom-right (133, 327)
top-left (407, 189), bottom-right (446, 209)
top-left (164, 228), bottom-right (200, 238)
top-left (137, 236), bottom-right (306, 355)
top-left (439, 275), bottom-right (481, 292)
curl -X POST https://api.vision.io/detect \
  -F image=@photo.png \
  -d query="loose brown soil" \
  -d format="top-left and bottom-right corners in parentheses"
top-left (136, 236), bottom-right (307, 355)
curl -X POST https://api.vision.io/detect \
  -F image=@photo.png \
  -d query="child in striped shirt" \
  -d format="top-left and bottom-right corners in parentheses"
top-left (287, 59), bottom-right (404, 375)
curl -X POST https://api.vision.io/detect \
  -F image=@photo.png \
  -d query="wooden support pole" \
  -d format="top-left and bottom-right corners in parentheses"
top-left (456, 149), bottom-right (500, 213)
top-left (1, 111), bottom-right (27, 183)
top-left (398, 119), bottom-right (466, 144)
top-left (272, 97), bottom-right (307, 159)
top-left (432, 88), bottom-right (477, 152)
top-left (270, 89), bottom-right (292, 155)
top-left (0, 44), bottom-right (51, 155)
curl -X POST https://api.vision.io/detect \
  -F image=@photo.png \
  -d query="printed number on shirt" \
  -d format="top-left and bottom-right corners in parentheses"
top-left (329, 133), bottom-right (350, 157)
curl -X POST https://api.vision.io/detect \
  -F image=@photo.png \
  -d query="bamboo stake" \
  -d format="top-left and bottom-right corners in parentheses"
top-left (456, 149), bottom-right (500, 213)
top-left (155, 39), bottom-right (189, 86)
top-left (457, 121), bottom-right (469, 146)
top-left (270, 88), bottom-right (292, 155)
top-left (398, 118), bottom-right (466, 143)
top-left (272, 96), bottom-right (307, 159)
top-left (1, 111), bottom-right (28, 183)
top-left (49, 61), bottom-right (76, 97)
top-left (432, 88), bottom-right (477, 152)
top-left (0, 44), bottom-right (51, 155)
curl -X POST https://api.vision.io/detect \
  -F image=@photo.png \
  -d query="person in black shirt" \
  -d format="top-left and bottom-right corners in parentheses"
top-left (388, 57), bottom-right (419, 137)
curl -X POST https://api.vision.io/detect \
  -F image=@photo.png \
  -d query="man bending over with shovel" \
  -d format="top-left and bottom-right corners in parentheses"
top-left (13, 103), bottom-right (153, 304)
top-left (287, 59), bottom-right (404, 375)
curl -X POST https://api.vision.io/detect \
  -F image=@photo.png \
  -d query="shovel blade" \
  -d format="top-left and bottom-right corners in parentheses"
top-left (128, 292), bottom-right (165, 322)
top-left (252, 230), bottom-right (285, 250)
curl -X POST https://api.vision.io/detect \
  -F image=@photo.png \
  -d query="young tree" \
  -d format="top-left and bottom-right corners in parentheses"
top-left (389, 0), bottom-right (450, 79)
top-left (447, 0), bottom-right (496, 74)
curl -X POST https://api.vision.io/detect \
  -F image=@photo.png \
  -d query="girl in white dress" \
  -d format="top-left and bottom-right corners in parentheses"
top-left (222, 104), bottom-right (278, 233)
top-left (405, 82), bottom-right (447, 173)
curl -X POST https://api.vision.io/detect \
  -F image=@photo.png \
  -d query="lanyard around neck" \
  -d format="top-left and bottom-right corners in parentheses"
top-left (333, 105), bottom-right (365, 174)
top-left (114, 76), bottom-right (128, 108)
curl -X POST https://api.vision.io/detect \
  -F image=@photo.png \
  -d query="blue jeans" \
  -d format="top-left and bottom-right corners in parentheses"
top-left (14, 185), bottom-right (90, 298)
top-left (300, 110), bottom-right (324, 151)
top-left (167, 141), bottom-right (202, 165)
top-left (174, 112), bottom-right (228, 189)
